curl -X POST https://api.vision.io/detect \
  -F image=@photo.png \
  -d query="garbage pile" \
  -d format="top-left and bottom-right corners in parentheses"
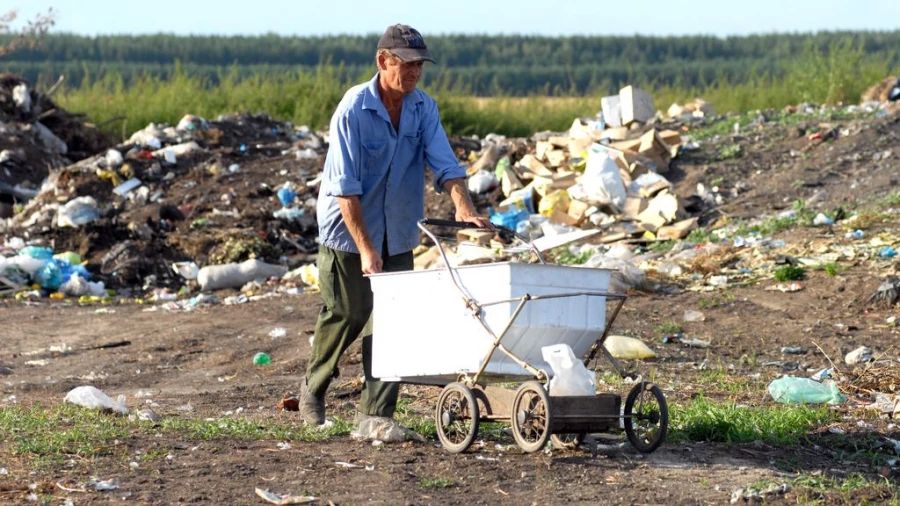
top-left (0, 74), bottom-right (112, 218)
top-left (0, 74), bottom-right (898, 304)
top-left (1, 102), bottom-right (326, 297)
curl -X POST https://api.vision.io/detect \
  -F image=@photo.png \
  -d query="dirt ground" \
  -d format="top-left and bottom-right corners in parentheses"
top-left (2, 109), bottom-right (900, 505)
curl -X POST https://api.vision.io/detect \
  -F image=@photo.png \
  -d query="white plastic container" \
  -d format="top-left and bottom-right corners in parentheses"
top-left (368, 262), bottom-right (611, 384)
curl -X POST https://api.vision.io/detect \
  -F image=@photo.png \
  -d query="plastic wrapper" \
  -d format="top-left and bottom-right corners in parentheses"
top-left (768, 377), bottom-right (845, 405)
top-left (64, 386), bottom-right (128, 414)
top-left (542, 343), bottom-right (596, 396)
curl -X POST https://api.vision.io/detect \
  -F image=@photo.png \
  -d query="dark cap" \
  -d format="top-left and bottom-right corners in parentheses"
top-left (377, 24), bottom-right (435, 63)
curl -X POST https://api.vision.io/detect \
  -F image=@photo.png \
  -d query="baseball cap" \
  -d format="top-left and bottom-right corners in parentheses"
top-left (377, 24), bottom-right (435, 64)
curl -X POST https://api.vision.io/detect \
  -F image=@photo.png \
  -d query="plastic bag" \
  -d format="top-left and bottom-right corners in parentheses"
top-left (768, 377), bottom-right (845, 405)
top-left (541, 344), bottom-right (596, 396)
top-left (64, 386), bottom-right (128, 414)
top-left (538, 189), bottom-right (571, 217)
top-left (197, 259), bottom-right (287, 292)
top-left (581, 145), bottom-right (626, 212)
top-left (603, 335), bottom-right (657, 360)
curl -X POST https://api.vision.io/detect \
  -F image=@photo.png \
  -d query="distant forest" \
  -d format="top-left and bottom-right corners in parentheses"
top-left (2, 31), bottom-right (899, 95)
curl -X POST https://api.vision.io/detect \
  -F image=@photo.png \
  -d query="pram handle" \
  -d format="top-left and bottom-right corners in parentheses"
top-left (419, 218), bottom-right (482, 229)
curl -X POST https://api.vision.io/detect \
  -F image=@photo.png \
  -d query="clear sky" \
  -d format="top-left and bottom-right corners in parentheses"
top-left (15, 0), bottom-right (900, 38)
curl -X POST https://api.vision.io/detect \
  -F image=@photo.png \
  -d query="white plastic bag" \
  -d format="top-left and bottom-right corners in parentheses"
top-left (580, 145), bottom-right (627, 212)
top-left (64, 386), bottom-right (128, 414)
top-left (541, 344), bottom-right (596, 397)
top-left (197, 259), bottom-right (287, 291)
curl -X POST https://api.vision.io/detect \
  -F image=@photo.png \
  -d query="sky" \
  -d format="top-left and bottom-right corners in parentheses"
top-left (14, 0), bottom-right (900, 38)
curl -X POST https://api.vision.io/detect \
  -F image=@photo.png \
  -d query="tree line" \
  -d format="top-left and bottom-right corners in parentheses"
top-left (1, 31), bottom-right (897, 96)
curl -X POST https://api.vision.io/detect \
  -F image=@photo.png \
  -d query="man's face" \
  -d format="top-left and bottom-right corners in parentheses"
top-left (380, 54), bottom-right (424, 95)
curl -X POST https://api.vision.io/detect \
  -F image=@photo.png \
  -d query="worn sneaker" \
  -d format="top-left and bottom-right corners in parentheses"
top-left (298, 379), bottom-right (325, 425)
top-left (352, 413), bottom-right (425, 443)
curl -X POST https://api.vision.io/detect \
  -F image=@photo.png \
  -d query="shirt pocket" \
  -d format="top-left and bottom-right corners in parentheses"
top-left (361, 140), bottom-right (387, 180)
top-left (400, 133), bottom-right (423, 169)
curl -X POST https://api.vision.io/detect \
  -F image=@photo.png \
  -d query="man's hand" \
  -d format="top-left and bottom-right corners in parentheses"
top-left (445, 178), bottom-right (493, 230)
top-left (455, 211), bottom-right (493, 230)
top-left (360, 246), bottom-right (383, 274)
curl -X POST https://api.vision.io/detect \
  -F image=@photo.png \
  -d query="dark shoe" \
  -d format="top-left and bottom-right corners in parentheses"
top-left (299, 379), bottom-right (325, 425)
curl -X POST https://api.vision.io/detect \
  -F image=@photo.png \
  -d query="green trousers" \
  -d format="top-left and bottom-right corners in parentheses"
top-left (305, 245), bottom-right (413, 418)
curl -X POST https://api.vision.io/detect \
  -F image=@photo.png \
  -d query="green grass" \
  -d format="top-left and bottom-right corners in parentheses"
top-left (0, 403), bottom-right (353, 468)
top-left (420, 477), bottom-right (456, 489)
top-left (550, 247), bottom-right (594, 266)
top-left (698, 292), bottom-right (735, 309)
top-left (654, 322), bottom-right (683, 334)
top-left (717, 143), bottom-right (743, 160)
top-left (774, 264), bottom-right (807, 282)
top-left (395, 397), bottom-right (437, 438)
top-left (50, 35), bottom-right (895, 141)
top-left (669, 396), bottom-right (835, 445)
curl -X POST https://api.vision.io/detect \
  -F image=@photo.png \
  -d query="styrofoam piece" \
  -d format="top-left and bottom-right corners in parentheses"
top-left (368, 262), bottom-right (611, 384)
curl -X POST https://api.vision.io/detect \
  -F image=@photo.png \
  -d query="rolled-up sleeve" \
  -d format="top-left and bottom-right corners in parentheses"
top-left (322, 109), bottom-right (363, 197)
top-left (421, 99), bottom-right (466, 193)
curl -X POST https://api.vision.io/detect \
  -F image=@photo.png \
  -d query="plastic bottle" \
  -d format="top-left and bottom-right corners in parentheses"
top-left (253, 352), bottom-right (271, 365)
top-left (768, 377), bottom-right (844, 404)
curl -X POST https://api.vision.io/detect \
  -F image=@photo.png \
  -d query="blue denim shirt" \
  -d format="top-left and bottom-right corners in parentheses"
top-left (317, 74), bottom-right (466, 256)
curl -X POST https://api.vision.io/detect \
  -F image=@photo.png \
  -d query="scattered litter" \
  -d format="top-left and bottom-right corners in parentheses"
top-left (845, 346), bottom-right (874, 365)
top-left (603, 335), bottom-right (657, 359)
top-left (63, 386), bottom-right (128, 414)
top-left (768, 377), bottom-right (845, 404)
top-left (254, 487), bottom-right (316, 505)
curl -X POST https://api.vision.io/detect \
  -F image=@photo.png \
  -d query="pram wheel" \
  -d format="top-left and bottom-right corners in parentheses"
top-left (511, 381), bottom-right (553, 453)
top-left (624, 382), bottom-right (668, 453)
top-left (435, 382), bottom-right (480, 453)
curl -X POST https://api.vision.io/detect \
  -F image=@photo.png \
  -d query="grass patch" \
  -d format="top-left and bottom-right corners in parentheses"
top-left (0, 403), bottom-right (354, 469)
top-left (648, 240), bottom-right (677, 253)
top-left (0, 404), bottom-right (131, 466)
top-left (669, 396), bottom-right (835, 445)
top-left (717, 143), bottom-right (743, 160)
top-left (420, 477), bottom-right (456, 489)
top-left (774, 264), bottom-right (807, 281)
top-left (395, 397), bottom-right (437, 439)
top-left (698, 292), bottom-right (735, 309)
top-left (654, 322), bottom-right (683, 334)
top-left (792, 473), bottom-right (889, 494)
top-left (550, 247), bottom-right (594, 266)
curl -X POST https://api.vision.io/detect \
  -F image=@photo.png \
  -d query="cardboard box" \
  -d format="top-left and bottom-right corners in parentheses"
top-left (623, 196), bottom-right (648, 217)
top-left (545, 149), bottom-right (567, 168)
top-left (620, 86), bottom-right (655, 126)
top-left (601, 95), bottom-right (622, 128)
top-left (535, 141), bottom-right (554, 162)
top-left (457, 228), bottom-right (494, 247)
top-left (657, 218), bottom-right (699, 240)
top-left (567, 199), bottom-right (591, 225)
top-left (517, 153), bottom-right (553, 177)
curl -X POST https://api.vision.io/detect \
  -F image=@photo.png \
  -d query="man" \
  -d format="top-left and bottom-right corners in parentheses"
top-left (300, 24), bottom-right (490, 436)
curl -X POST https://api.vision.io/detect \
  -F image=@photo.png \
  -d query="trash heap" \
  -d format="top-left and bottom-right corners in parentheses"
top-left (459, 86), bottom-right (701, 247)
top-left (0, 99), bottom-right (326, 298)
top-left (0, 74), bottom-right (898, 304)
top-left (0, 74), bottom-right (112, 218)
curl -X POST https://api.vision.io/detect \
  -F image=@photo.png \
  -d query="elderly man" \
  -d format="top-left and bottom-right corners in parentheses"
top-left (300, 24), bottom-right (490, 436)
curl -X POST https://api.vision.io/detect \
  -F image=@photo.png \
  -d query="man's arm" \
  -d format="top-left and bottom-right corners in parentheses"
top-left (443, 178), bottom-right (492, 229)
top-left (337, 196), bottom-right (383, 274)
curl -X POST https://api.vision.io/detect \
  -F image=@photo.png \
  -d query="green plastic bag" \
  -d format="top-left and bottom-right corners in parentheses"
top-left (768, 377), bottom-right (845, 405)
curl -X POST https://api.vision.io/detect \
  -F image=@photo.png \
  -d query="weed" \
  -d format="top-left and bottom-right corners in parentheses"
top-left (717, 144), bottom-right (743, 160)
top-left (648, 240), bottom-right (676, 253)
top-left (774, 265), bottom-right (806, 281)
top-left (654, 322), bottom-right (683, 334)
top-left (551, 247), bottom-right (594, 266)
top-left (421, 477), bottom-right (456, 489)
